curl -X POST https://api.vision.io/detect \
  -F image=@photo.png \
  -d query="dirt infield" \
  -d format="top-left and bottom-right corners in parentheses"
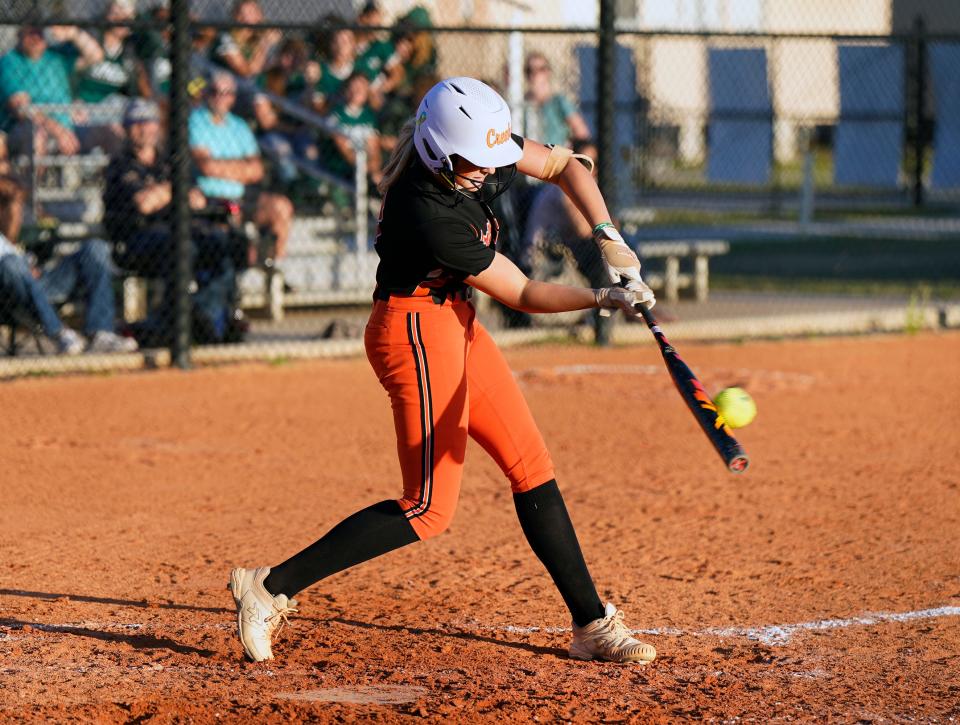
top-left (2, 332), bottom-right (959, 723)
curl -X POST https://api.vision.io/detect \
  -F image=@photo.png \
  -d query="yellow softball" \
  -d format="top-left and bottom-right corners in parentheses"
top-left (714, 387), bottom-right (757, 428)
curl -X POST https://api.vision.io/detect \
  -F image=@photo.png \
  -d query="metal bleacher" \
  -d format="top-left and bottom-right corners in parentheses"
top-left (17, 98), bottom-right (379, 325)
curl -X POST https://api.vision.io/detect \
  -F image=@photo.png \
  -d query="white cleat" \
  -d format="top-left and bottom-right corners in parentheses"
top-left (227, 566), bottom-right (297, 662)
top-left (569, 602), bottom-right (657, 664)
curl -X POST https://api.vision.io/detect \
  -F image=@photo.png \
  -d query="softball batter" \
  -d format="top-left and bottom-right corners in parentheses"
top-left (229, 77), bottom-right (657, 664)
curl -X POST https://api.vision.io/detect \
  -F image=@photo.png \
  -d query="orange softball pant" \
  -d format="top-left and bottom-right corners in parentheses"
top-left (364, 295), bottom-right (556, 541)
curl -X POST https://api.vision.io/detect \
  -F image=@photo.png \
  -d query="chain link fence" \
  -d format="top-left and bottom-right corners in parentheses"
top-left (0, 1), bottom-right (958, 371)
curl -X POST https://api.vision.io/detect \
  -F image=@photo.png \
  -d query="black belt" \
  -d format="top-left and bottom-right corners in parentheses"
top-left (373, 286), bottom-right (474, 304)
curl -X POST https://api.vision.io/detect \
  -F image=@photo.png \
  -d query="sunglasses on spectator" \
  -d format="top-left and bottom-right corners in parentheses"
top-left (211, 88), bottom-right (236, 96)
top-left (525, 64), bottom-right (550, 75)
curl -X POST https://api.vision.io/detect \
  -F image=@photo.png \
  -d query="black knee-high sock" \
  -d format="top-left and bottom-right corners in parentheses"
top-left (263, 500), bottom-right (419, 599)
top-left (513, 480), bottom-right (605, 627)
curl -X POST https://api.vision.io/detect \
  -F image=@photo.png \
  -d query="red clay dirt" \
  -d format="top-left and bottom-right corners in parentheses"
top-left (1, 332), bottom-right (959, 723)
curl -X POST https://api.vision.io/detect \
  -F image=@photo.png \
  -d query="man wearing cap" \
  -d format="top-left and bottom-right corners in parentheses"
top-left (104, 98), bottom-right (240, 346)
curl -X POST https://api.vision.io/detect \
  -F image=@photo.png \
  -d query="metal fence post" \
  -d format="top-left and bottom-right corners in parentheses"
top-left (508, 29), bottom-right (525, 133)
top-left (597, 0), bottom-right (617, 215)
top-left (911, 15), bottom-right (927, 207)
top-left (169, 0), bottom-right (192, 368)
top-left (354, 134), bottom-right (368, 279)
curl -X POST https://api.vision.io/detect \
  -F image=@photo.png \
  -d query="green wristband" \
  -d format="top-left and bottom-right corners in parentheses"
top-left (592, 222), bottom-right (615, 235)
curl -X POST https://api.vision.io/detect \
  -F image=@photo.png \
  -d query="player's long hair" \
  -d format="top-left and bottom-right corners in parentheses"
top-left (378, 117), bottom-right (416, 194)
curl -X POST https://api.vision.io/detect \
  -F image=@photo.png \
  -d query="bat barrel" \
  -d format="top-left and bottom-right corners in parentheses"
top-left (636, 301), bottom-right (752, 475)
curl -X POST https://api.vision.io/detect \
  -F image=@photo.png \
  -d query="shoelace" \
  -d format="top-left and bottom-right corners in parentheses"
top-left (596, 610), bottom-right (640, 650)
top-left (265, 601), bottom-right (298, 634)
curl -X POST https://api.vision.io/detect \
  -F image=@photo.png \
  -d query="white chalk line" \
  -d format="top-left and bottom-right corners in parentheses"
top-left (515, 363), bottom-right (816, 385)
top-left (465, 605), bottom-right (960, 647)
top-left (2, 605), bottom-right (958, 647)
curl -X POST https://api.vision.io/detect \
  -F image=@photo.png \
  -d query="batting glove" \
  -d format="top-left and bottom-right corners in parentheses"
top-left (625, 278), bottom-right (656, 309)
top-left (595, 286), bottom-right (648, 318)
top-left (592, 223), bottom-right (643, 287)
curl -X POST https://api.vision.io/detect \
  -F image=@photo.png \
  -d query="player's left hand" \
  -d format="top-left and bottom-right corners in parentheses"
top-left (595, 286), bottom-right (644, 318)
top-left (625, 278), bottom-right (656, 309)
top-left (593, 224), bottom-right (643, 287)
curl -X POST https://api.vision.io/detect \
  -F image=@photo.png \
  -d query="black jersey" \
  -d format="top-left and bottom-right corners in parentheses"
top-left (373, 136), bottom-right (524, 303)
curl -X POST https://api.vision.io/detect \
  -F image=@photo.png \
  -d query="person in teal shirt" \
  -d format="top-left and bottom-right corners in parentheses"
top-left (189, 87), bottom-right (261, 201)
top-left (189, 72), bottom-right (293, 259)
top-left (0, 24), bottom-right (103, 156)
top-left (521, 52), bottom-right (590, 148)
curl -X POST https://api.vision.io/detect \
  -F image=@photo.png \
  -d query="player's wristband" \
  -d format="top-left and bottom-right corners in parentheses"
top-left (592, 222), bottom-right (616, 236)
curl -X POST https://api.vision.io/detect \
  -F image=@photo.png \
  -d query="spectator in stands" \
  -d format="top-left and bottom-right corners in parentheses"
top-left (392, 6), bottom-right (437, 94)
top-left (131, 1), bottom-right (172, 99)
top-left (259, 36), bottom-right (318, 108)
top-left (211, 0), bottom-right (282, 81)
top-left (104, 98), bottom-right (241, 346)
top-left (354, 1), bottom-right (404, 103)
top-left (521, 51), bottom-right (590, 147)
top-left (76, 0), bottom-right (139, 104)
top-left (252, 40), bottom-right (317, 191)
top-left (0, 236), bottom-right (86, 355)
top-left (373, 5), bottom-right (436, 153)
top-left (252, 97), bottom-right (307, 189)
top-left (72, 0), bottom-right (142, 155)
top-left (377, 70), bottom-right (436, 157)
top-left (189, 71), bottom-right (293, 260)
top-left (261, 37), bottom-right (312, 97)
top-left (254, 38), bottom-right (320, 196)
top-left (521, 140), bottom-right (613, 344)
top-left (318, 72), bottom-right (382, 191)
top-left (0, 24), bottom-right (105, 158)
top-left (0, 121), bottom-right (137, 354)
top-left (0, 132), bottom-right (25, 245)
top-left (130, 3), bottom-right (211, 105)
top-left (308, 20), bottom-right (358, 114)
top-left (210, 0), bottom-right (281, 122)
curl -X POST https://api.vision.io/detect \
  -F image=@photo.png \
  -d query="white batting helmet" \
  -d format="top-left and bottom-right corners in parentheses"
top-left (413, 77), bottom-right (523, 174)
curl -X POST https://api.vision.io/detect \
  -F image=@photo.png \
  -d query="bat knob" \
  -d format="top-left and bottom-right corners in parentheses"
top-left (727, 453), bottom-right (750, 474)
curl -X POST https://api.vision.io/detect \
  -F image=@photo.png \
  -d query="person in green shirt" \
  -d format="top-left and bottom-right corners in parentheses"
top-left (392, 6), bottom-right (437, 94)
top-left (76, 0), bottom-right (139, 104)
top-left (354, 1), bottom-right (403, 102)
top-left (210, 0), bottom-right (281, 81)
top-left (0, 24), bottom-right (103, 157)
top-left (130, 2), bottom-right (172, 98)
top-left (72, 0), bottom-right (141, 155)
top-left (307, 21), bottom-right (358, 115)
top-left (209, 0), bottom-right (281, 122)
top-left (318, 72), bottom-right (382, 189)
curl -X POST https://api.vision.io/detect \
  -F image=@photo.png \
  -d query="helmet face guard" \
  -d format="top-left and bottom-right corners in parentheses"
top-left (439, 159), bottom-right (518, 204)
top-left (413, 77), bottom-right (523, 203)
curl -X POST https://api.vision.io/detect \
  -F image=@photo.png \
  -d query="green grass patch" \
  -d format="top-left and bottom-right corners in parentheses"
top-left (710, 237), bottom-right (960, 282)
top-left (712, 275), bottom-right (960, 299)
